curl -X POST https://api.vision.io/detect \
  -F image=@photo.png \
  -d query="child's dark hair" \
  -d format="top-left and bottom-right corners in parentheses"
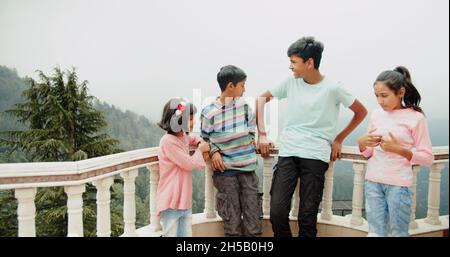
top-left (375, 66), bottom-right (423, 114)
top-left (158, 98), bottom-right (197, 134)
top-left (287, 36), bottom-right (324, 69)
top-left (217, 65), bottom-right (247, 92)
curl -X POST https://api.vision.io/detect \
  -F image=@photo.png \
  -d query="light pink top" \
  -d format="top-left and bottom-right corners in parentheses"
top-left (156, 133), bottom-right (206, 215)
top-left (361, 108), bottom-right (434, 187)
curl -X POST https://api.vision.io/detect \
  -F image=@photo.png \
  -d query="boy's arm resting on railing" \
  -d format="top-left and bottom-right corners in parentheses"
top-left (256, 91), bottom-right (275, 158)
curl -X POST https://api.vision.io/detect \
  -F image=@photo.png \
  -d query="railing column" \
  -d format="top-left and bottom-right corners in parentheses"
top-left (289, 179), bottom-right (300, 219)
top-left (350, 163), bottom-right (366, 225)
top-left (409, 165), bottom-right (421, 229)
top-left (15, 187), bottom-right (37, 237)
top-left (148, 163), bottom-right (162, 231)
top-left (120, 169), bottom-right (139, 236)
top-left (320, 162), bottom-right (335, 221)
top-left (64, 184), bottom-right (86, 237)
top-left (204, 160), bottom-right (216, 218)
top-left (425, 163), bottom-right (445, 225)
top-left (92, 177), bottom-right (114, 237)
top-left (262, 157), bottom-right (274, 217)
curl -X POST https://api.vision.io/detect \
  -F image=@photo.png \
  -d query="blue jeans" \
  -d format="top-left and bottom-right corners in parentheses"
top-left (365, 180), bottom-right (413, 237)
top-left (160, 208), bottom-right (192, 237)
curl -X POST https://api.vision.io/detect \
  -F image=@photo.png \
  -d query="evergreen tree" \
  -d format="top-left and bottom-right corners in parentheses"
top-left (2, 67), bottom-right (121, 161)
top-left (1, 67), bottom-right (123, 236)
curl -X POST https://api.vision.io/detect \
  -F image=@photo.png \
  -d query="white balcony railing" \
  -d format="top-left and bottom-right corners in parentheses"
top-left (0, 146), bottom-right (448, 237)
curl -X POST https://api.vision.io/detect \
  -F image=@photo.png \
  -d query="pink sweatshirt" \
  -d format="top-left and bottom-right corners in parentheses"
top-left (156, 133), bottom-right (206, 215)
top-left (361, 108), bottom-right (434, 187)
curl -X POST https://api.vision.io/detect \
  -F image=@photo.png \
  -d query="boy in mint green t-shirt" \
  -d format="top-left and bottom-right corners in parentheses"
top-left (256, 37), bottom-right (367, 237)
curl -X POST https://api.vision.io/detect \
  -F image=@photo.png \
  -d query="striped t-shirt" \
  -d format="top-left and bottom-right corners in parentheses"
top-left (200, 98), bottom-right (257, 175)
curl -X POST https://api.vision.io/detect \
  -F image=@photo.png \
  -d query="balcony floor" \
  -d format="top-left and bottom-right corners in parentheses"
top-left (135, 213), bottom-right (449, 237)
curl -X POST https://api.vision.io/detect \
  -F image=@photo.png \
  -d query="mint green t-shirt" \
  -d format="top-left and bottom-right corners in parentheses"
top-left (270, 77), bottom-right (355, 163)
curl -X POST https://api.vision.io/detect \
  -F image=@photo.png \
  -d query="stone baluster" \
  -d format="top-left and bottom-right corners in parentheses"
top-left (204, 160), bottom-right (216, 218)
top-left (15, 188), bottom-right (37, 237)
top-left (65, 184), bottom-right (86, 237)
top-left (92, 177), bottom-right (114, 237)
top-left (148, 163), bottom-right (162, 231)
top-left (424, 163), bottom-right (446, 225)
top-left (262, 157), bottom-right (275, 217)
top-left (320, 162), bottom-right (335, 221)
top-left (120, 169), bottom-right (139, 236)
top-left (350, 163), bottom-right (366, 226)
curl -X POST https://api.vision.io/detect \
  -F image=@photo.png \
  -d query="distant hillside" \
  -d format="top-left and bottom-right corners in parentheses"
top-left (94, 100), bottom-right (164, 151)
top-left (0, 66), bottom-right (28, 133)
top-left (0, 66), bottom-right (29, 162)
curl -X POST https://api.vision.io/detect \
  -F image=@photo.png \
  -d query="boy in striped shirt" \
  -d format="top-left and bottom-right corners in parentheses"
top-left (200, 65), bottom-right (262, 237)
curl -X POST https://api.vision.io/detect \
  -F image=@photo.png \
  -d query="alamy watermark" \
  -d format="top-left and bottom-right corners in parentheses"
top-left (169, 88), bottom-right (279, 140)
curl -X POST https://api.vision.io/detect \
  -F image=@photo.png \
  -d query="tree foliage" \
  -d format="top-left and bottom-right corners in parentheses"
top-left (0, 67), bottom-right (123, 236)
top-left (1, 67), bottom-right (121, 161)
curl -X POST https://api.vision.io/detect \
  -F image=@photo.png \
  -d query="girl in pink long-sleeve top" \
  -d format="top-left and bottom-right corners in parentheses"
top-left (358, 66), bottom-right (434, 237)
top-left (156, 98), bottom-right (210, 237)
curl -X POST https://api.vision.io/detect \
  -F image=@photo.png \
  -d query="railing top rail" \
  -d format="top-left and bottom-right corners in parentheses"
top-left (0, 147), bottom-right (159, 189)
top-left (1, 145), bottom-right (448, 189)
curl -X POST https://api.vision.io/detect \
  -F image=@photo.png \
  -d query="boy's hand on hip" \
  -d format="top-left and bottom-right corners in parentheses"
top-left (331, 139), bottom-right (343, 161)
top-left (211, 152), bottom-right (225, 172)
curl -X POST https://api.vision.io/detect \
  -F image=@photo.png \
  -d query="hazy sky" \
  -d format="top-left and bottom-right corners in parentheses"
top-left (1, 0), bottom-right (449, 140)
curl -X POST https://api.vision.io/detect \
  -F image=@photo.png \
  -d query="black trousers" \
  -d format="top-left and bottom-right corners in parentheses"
top-left (269, 156), bottom-right (329, 237)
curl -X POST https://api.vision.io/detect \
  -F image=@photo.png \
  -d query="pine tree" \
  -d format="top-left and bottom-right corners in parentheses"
top-left (1, 67), bottom-right (123, 236)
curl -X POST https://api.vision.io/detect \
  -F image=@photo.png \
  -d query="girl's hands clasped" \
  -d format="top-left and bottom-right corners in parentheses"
top-left (358, 128), bottom-right (383, 149)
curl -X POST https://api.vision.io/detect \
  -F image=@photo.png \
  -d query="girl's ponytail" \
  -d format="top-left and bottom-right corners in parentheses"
top-left (393, 66), bottom-right (423, 114)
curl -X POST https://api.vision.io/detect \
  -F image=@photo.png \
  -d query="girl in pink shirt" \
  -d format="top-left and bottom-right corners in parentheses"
top-left (156, 98), bottom-right (210, 237)
top-left (358, 66), bottom-right (433, 237)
